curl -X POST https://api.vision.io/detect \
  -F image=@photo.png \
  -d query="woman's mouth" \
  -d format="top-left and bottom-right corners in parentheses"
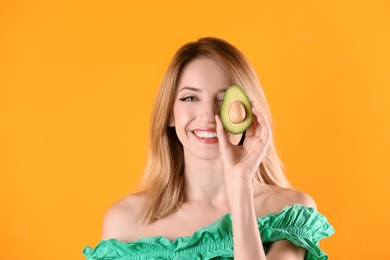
top-left (192, 129), bottom-right (218, 144)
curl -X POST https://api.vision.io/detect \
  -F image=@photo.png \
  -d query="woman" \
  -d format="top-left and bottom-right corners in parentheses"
top-left (83, 37), bottom-right (334, 259)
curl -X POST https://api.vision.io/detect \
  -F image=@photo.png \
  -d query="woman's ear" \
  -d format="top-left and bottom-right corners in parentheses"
top-left (168, 115), bottom-right (175, 127)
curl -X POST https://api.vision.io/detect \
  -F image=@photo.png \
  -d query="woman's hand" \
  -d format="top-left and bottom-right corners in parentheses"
top-left (215, 101), bottom-right (272, 181)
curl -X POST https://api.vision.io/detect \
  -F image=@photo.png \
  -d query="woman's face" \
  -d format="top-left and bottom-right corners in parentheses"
top-left (169, 58), bottom-right (232, 161)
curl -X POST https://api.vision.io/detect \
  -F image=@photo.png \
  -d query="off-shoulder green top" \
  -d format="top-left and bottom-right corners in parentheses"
top-left (83, 204), bottom-right (334, 260)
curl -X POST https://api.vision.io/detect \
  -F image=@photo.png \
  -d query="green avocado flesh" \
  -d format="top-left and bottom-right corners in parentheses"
top-left (220, 84), bottom-right (253, 134)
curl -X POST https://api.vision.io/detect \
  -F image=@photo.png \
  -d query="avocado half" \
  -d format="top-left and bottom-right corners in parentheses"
top-left (220, 84), bottom-right (253, 134)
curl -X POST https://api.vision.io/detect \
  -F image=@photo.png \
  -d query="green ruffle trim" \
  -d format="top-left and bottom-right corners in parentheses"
top-left (83, 204), bottom-right (334, 260)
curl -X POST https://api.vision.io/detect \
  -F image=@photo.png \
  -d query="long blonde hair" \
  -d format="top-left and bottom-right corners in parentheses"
top-left (138, 37), bottom-right (290, 224)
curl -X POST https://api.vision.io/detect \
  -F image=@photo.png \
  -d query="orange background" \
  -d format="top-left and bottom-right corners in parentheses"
top-left (1, 1), bottom-right (389, 259)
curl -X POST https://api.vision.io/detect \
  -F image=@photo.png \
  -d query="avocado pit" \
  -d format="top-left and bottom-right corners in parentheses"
top-left (228, 101), bottom-right (246, 124)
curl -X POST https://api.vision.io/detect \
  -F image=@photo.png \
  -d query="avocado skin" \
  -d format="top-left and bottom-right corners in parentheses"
top-left (220, 84), bottom-right (253, 134)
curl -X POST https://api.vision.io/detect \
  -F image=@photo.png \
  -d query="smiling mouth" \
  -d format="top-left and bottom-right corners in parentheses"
top-left (193, 130), bottom-right (218, 138)
top-left (192, 130), bottom-right (219, 144)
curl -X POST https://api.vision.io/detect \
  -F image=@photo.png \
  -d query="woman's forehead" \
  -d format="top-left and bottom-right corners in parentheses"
top-left (177, 58), bottom-right (232, 92)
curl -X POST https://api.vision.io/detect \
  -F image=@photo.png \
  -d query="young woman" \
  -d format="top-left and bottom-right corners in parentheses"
top-left (83, 37), bottom-right (334, 259)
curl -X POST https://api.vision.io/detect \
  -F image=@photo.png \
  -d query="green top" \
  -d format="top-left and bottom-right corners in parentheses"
top-left (83, 204), bottom-right (334, 260)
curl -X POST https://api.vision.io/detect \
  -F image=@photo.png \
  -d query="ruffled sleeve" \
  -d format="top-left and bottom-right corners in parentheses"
top-left (83, 204), bottom-right (334, 260)
top-left (83, 217), bottom-right (235, 260)
top-left (258, 204), bottom-right (335, 260)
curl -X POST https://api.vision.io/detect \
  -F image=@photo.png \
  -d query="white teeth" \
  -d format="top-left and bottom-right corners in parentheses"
top-left (194, 131), bottom-right (217, 138)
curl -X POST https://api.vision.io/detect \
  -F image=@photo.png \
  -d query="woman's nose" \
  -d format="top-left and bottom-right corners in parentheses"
top-left (198, 100), bottom-right (219, 123)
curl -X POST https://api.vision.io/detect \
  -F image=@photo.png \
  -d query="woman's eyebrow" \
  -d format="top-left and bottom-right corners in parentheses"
top-left (179, 86), bottom-right (201, 93)
top-left (179, 86), bottom-right (228, 93)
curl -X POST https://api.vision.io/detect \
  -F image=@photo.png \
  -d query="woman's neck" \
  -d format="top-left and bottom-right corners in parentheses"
top-left (183, 154), bottom-right (229, 208)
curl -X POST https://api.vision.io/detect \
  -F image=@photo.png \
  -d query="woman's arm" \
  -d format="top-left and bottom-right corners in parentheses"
top-left (226, 176), bottom-right (314, 259)
top-left (216, 103), bottom-right (270, 259)
top-left (225, 176), bottom-right (266, 259)
top-left (216, 103), bottom-right (308, 260)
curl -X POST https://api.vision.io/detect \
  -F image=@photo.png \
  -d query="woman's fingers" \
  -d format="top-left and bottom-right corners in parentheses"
top-left (250, 102), bottom-right (272, 147)
top-left (244, 102), bottom-right (258, 137)
top-left (245, 118), bottom-right (256, 137)
top-left (215, 114), bottom-right (230, 150)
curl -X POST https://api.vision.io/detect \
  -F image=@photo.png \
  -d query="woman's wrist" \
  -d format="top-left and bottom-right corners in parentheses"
top-left (224, 170), bottom-right (254, 192)
top-left (225, 175), bottom-right (254, 209)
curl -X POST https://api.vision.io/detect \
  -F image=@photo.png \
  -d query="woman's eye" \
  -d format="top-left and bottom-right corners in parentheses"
top-left (180, 96), bottom-right (197, 101)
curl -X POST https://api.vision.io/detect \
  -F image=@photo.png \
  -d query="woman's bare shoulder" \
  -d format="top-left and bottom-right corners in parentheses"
top-left (101, 191), bottom-right (147, 241)
top-left (274, 186), bottom-right (317, 208)
top-left (254, 185), bottom-right (317, 216)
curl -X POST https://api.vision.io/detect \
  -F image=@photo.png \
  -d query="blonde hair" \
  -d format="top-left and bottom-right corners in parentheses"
top-left (138, 37), bottom-right (290, 224)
